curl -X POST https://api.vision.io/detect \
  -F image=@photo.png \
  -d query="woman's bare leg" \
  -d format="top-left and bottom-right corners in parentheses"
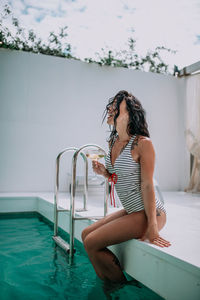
top-left (81, 209), bottom-right (127, 242)
top-left (83, 210), bottom-right (166, 282)
top-left (81, 209), bottom-right (127, 279)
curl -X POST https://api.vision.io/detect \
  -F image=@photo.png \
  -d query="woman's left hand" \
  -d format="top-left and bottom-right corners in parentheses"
top-left (139, 224), bottom-right (171, 247)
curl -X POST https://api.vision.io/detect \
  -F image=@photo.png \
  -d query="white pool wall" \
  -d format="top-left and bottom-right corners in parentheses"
top-left (0, 48), bottom-right (189, 192)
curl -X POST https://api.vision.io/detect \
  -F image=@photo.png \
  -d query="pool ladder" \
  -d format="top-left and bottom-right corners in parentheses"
top-left (52, 145), bottom-right (109, 258)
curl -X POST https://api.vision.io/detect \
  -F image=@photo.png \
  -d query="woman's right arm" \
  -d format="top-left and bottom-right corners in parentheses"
top-left (92, 140), bottom-right (113, 178)
top-left (92, 161), bottom-right (111, 179)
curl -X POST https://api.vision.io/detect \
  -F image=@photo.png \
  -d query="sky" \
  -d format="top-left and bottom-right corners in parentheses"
top-left (1, 0), bottom-right (200, 71)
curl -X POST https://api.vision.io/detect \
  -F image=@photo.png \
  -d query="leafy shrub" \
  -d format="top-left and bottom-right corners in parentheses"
top-left (0, 4), bottom-right (177, 74)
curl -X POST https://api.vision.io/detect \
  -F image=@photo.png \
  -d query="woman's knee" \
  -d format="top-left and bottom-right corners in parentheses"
top-left (83, 232), bottom-right (99, 253)
top-left (81, 217), bottom-right (107, 242)
top-left (81, 227), bottom-right (89, 242)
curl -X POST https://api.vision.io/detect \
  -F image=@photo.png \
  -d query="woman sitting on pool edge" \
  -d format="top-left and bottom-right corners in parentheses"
top-left (81, 90), bottom-right (171, 283)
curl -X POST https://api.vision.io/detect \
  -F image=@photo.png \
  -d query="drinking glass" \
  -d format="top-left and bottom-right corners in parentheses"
top-left (85, 148), bottom-right (105, 181)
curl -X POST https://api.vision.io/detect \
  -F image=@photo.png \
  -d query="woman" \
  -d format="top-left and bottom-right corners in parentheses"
top-left (81, 90), bottom-right (171, 283)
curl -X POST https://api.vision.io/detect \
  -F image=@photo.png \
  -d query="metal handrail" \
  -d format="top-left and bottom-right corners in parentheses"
top-left (53, 144), bottom-right (109, 259)
top-left (69, 144), bottom-right (109, 257)
top-left (53, 147), bottom-right (88, 236)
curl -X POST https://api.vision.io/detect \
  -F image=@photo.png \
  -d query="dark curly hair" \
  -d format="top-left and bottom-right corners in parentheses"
top-left (102, 90), bottom-right (150, 145)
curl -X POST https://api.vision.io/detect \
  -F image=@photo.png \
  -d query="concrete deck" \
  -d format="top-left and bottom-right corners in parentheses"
top-left (0, 191), bottom-right (200, 299)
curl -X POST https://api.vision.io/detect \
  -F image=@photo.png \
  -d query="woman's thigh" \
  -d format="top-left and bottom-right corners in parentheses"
top-left (84, 210), bottom-right (148, 251)
top-left (81, 209), bottom-right (127, 241)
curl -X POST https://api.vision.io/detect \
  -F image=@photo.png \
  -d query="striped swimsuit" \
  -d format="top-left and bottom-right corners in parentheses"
top-left (105, 134), bottom-right (166, 214)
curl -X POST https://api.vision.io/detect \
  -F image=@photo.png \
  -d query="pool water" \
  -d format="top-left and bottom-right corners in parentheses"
top-left (0, 213), bottom-right (164, 300)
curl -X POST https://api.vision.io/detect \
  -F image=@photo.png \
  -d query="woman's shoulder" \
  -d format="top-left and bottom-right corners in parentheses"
top-left (132, 135), bottom-right (153, 149)
top-left (133, 134), bottom-right (150, 144)
top-left (137, 135), bottom-right (151, 142)
top-left (136, 135), bottom-right (155, 153)
top-left (131, 135), bottom-right (150, 151)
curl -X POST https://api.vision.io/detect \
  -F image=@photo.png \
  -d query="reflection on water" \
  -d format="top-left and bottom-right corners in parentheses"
top-left (0, 214), bottom-right (163, 300)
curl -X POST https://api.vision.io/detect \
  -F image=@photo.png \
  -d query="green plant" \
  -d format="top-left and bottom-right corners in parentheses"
top-left (0, 4), bottom-right (176, 74)
top-left (85, 39), bottom-right (176, 74)
top-left (0, 4), bottom-right (73, 58)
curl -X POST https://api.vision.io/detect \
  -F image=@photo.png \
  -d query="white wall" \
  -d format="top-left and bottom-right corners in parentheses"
top-left (0, 48), bottom-right (189, 192)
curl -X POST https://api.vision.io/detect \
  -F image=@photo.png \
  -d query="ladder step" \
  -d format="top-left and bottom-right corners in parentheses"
top-left (52, 236), bottom-right (70, 252)
top-left (74, 216), bottom-right (104, 220)
top-left (75, 208), bottom-right (88, 212)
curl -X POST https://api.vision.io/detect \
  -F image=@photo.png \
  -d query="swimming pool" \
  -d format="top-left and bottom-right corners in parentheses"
top-left (0, 212), bottom-right (164, 300)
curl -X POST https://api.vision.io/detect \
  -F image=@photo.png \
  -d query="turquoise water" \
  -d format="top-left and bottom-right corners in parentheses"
top-left (0, 213), bottom-right (163, 300)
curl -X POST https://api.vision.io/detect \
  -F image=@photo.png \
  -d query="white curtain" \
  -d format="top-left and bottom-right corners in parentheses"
top-left (184, 73), bottom-right (200, 193)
